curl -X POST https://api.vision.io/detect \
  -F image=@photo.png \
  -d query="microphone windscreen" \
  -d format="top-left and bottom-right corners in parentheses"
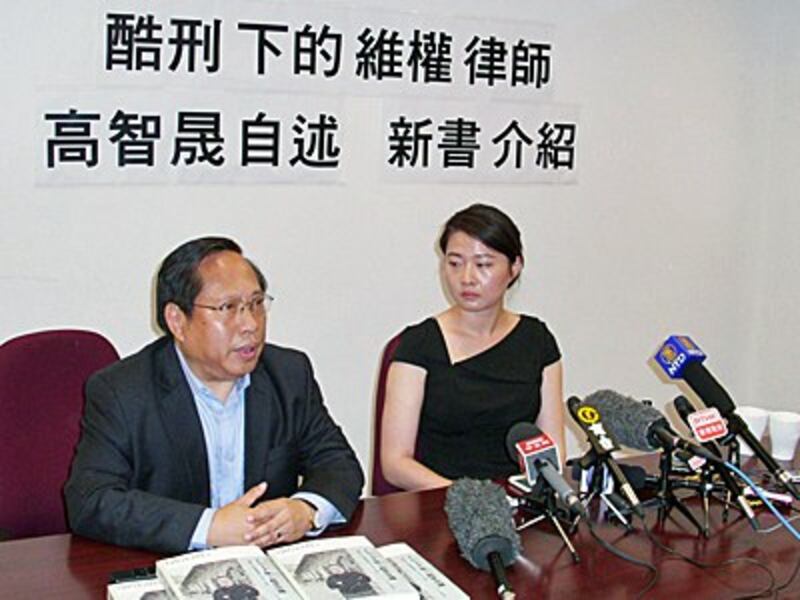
top-left (582, 390), bottom-right (663, 452)
top-left (444, 478), bottom-right (521, 571)
top-left (505, 421), bottom-right (539, 462)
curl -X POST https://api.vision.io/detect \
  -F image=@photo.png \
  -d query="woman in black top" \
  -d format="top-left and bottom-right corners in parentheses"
top-left (381, 204), bottom-right (565, 490)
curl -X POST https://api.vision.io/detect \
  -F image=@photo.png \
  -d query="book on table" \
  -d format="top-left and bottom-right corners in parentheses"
top-left (107, 577), bottom-right (169, 600)
top-left (108, 535), bottom-right (468, 600)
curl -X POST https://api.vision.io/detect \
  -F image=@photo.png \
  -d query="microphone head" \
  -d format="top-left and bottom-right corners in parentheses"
top-left (582, 390), bottom-right (665, 452)
top-left (566, 395), bottom-right (582, 417)
top-left (654, 335), bottom-right (736, 415)
top-left (505, 421), bottom-right (561, 485)
top-left (673, 395), bottom-right (695, 421)
top-left (445, 479), bottom-right (521, 571)
top-left (505, 421), bottom-right (539, 461)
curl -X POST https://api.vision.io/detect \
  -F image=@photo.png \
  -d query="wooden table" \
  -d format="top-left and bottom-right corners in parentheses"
top-left (1, 483), bottom-right (798, 599)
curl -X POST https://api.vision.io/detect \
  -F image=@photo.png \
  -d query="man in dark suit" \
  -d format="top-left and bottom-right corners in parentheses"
top-left (65, 237), bottom-right (364, 554)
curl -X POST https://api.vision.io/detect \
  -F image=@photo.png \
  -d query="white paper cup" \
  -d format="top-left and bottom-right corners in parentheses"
top-left (736, 406), bottom-right (769, 456)
top-left (768, 411), bottom-right (800, 461)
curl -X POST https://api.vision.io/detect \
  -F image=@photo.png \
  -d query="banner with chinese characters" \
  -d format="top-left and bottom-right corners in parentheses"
top-left (37, 1), bottom-right (578, 185)
top-left (382, 99), bottom-right (578, 183)
top-left (37, 91), bottom-right (346, 184)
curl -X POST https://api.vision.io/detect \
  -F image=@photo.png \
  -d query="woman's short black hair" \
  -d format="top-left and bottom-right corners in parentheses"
top-left (155, 236), bottom-right (266, 335)
top-left (439, 203), bottom-right (524, 285)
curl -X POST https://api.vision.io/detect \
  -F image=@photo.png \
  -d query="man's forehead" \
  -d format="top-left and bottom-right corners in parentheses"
top-left (199, 249), bottom-right (240, 267)
top-left (197, 251), bottom-right (259, 286)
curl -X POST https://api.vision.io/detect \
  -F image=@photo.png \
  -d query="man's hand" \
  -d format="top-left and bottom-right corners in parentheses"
top-left (244, 498), bottom-right (316, 547)
top-left (206, 482), bottom-right (267, 547)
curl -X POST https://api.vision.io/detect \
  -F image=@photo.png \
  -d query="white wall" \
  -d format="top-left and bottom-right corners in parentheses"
top-left (2, 1), bottom-right (798, 485)
top-left (745, 7), bottom-right (800, 411)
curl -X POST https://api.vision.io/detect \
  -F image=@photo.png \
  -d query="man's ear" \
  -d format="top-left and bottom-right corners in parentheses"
top-left (164, 303), bottom-right (188, 342)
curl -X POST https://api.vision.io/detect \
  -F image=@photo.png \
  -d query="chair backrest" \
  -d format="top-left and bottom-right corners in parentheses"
top-left (0, 329), bottom-right (119, 539)
top-left (371, 333), bottom-right (404, 496)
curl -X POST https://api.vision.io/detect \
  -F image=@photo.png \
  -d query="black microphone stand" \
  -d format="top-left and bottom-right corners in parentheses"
top-left (569, 451), bottom-right (634, 532)
top-left (670, 399), bottom-right (762, 531)
top-left (725, 433), bottom-right (743, 468)
top-left (664, 440), bottom-right (763, 536)
top-left (516, 479), bottom-right (581, 564)
top-left (667, 453), bottom-right (724, 538)
top-left (643, 450), bottom-right (707, 537)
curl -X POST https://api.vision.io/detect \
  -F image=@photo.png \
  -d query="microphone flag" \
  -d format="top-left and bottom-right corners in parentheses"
top-left (686, 407), bottom-right (729, 443)
top-left (515, 430), bottom-right (562, 486)
top-left (655, 334), bottom-right (707, 379)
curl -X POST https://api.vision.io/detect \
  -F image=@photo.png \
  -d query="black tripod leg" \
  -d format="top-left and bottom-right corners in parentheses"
top-left (549, 513), bottom-right (580, 564)
top-left (720, 474), bottom-right (731, 523)
top-left (667, 489), bottom-right (705, 536)
top-left (600, 493), bottom-right (633, 532)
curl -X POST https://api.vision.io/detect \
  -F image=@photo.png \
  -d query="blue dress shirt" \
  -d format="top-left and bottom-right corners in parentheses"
top-left (174, 346), bottom-right (343, 549)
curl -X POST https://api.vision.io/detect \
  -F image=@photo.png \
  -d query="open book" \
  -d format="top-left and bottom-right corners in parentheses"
top-left (107, 577), bottom-right (169, 600)
top-left (142, 535), bottom-right (467, 600)
top-left (377, 543), bottom-right (469, 600)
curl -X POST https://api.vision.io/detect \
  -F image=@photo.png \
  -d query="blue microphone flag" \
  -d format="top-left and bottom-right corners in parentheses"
top-left (654, 335), bottom-right (707, 379)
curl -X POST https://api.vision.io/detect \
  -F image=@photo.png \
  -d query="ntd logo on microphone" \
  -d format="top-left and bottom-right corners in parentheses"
top-left (655, 335), bottom-right (707, 378)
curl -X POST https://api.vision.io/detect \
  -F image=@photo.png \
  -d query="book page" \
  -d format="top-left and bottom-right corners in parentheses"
top-left (107, 577), bottom-right (169, 600)
top-left (156, 546), bottom-right (301, 600)
top-left (268, 536), bottom-right (419, 599)
top-left (379, 543), bottom-right (469, 600)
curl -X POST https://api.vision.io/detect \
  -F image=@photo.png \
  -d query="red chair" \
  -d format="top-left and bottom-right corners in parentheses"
top-left (0, 329), bottom-right (119, 539)
top-left (371, 333), bottom-right (405, 496)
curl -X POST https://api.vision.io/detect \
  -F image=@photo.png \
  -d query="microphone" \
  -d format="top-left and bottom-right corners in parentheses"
top-left (566, 396), bottom-right (644, 517)
top-left (673, 395), bottom-right (760, 530)
top-left (655, 335), bottom-right (800, 499)
top-left (445, 478), bottom-right (520, 600)
top-left (581, 390), bottom-right (721, 464)
top-left (505, 422), bottom-right (587, 518)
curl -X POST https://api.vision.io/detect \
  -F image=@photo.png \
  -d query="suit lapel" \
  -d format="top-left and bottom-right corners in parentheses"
top-left (155, 341), bottom-right (211, 505)
top-left (244, 363), bottom-right (274, 490)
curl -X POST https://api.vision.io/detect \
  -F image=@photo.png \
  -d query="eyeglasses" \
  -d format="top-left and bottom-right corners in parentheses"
top-left (193, 293), bottom-right (274, 322)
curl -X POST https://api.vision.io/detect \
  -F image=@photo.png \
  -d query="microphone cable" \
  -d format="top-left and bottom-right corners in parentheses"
top-left (749, 483), bottom-right (800, 535)
top-left (617, 482), bottom-right (779, 600)
top-left (754, 511), bottom-right (800, 534)
top-left (756, 482), bottom-right (800, 533)
top-left (582, 484), bottom-right (784, 599)
top-left (773, 555), bottom-right (800, 597)
top-left (638, 516), bottom-right (776, 600)
top-left (724, 462), bottom-right (800, 596)
top-left (578, 453), bottom-right (794, 597)
top-left (725, 461), bottom-right (800, 543)
top-left (583, 518), bottom-right (659, 599)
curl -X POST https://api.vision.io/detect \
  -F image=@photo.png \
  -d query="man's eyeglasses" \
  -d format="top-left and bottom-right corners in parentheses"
top-left (193, 293), bottom-right (274, 322)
